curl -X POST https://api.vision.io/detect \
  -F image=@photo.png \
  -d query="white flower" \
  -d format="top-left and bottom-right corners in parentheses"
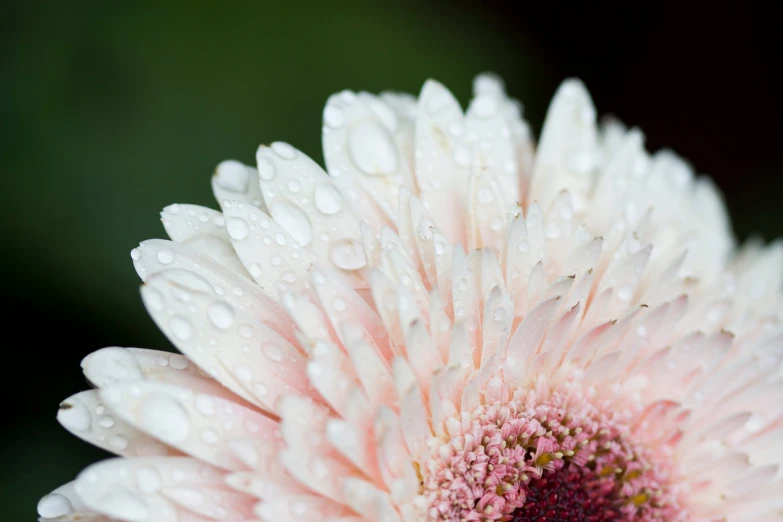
top-left (39, 74), bottom-right (782, 522)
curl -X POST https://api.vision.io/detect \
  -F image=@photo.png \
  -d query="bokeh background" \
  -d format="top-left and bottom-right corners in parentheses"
top-left (2, 2), bottom-right (780, 520)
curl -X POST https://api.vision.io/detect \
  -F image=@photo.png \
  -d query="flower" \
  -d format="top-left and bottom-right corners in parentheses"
top-left (38, 74), bottom-right (782, 522)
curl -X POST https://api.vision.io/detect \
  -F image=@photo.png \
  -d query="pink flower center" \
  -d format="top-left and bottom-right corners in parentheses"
top-left (421, 386), bottom-right (684, 521)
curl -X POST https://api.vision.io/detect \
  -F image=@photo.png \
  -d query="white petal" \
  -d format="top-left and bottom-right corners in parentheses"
top-left (220, 199), bottom-right (313, 298)
top-left (100, 381), bottom-right (279, 471)
top-left (160, 203), bottom-right (249, 277)
top-left (58, 390), bottom-right (174, 458)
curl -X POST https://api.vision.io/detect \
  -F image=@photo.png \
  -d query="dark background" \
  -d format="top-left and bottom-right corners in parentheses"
top-left (2, 3), bottom-right (780, 520)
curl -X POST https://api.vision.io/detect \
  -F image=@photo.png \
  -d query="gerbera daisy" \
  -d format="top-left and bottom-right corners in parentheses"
top-left (38, 74), bottom-right (782, 522)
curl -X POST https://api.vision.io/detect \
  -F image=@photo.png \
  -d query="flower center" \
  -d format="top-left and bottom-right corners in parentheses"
top-left (420, 385), bottom-right (682, 521)
top-left (509, 463), bottom-right (620, 521)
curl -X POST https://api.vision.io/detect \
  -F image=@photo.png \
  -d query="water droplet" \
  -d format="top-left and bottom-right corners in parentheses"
top-left (489, 217), bottom-right (504, 231)
top-left (271, 141), bottom-right (297, 160)
top-left (324, 106), bottom-right (345, 128)
top-left (238, 324), bottom-right (253, 339)
top-left (472, 95), bottom-right (498, 118)
top-left (130, 248), bottom-right (141, 261)
top-left (58, 401), bottom-right (91, 432)
top-left (110, 434), bottom-right (128, 450)
top-left (165, 488), bottom-right (205, 508)
top-left (168, 204), bottom-right (181, 215)
top-left (157, 249), bottom-right (175, 265)
top-left (329, 239), bottom-right (367, 270)
top-left (85, 347), bottom-right (145, 386)
top-left (254, 383), bottom-right (268, 396)
top-left (271, 255), bottom-right (282, 266)
top-left (97, 491), bottom-right (150, 521)
top-left (135, 467), bottom-right (162, 493)
top-left (545, 223), bottom-right (561, 239)
top-left (478, 187), bottom-right (493, 205)
top-left (195, 394), bottom-right (216, 416)
top-left (331, 298), bottom-right (347, 312)
top-left (215, 161), bottom-right (249, 193)
top-left (369, 100), bottom-right (398, 131)
top-left (617, 284), bottom-right (634, 302)
top-left (287, 180), bottom-right (301, 193)
top-left (435, 241), bottom-right (446, 255)
top-left (37, 493), bottom-right (72, 518)
top-left (281, 271), bottom-right (297, 283)
top-left (234, 364), bottom-right (253, 382)
top-left (169, 354), bottom-right (188, 370)
top-left (292, 499), bottom-right (307, 515)
top-left (258, 156), bottom-right (276, 181)
top-left (140, 394), bottom-right (190, 443)
top-left (269, 202), bottom-right (312, 246)
top-left (207, 301), bottom-right (234, 330)
top-left (98, 416), bottom-right (115, 428)
top-left (348, 121), bottom-right (399, 176)
top-left (200, 428), bottom-right (219, 445)
top-left (170, 316), bottom-right (192, 340)
top-left (263, 343), bottom-right (284, 362)
top-left (314, 184), bottom-right (344, 215)
top-left (452, 146), bottom-right (472, 167)
top-left (517, 240), bottom-right (529, 253)
top-left (428, 93), bottom-right (450, 115)
top-left (226, 217), bottom-right (249, 240)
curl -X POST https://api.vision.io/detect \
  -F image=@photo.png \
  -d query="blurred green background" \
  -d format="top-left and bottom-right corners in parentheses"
top-left (2, 2), bottom-right (780, 521)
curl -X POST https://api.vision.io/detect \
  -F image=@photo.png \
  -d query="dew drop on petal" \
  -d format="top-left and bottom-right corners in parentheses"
top-left (226, 218), bottom-right (249, 240)
top-left (452, 146), bottom-right (472, 167)
top-left (472, 95), bottom-right (498, 118)
top-left (110, 434), bottom-right (128, 450)
top-left (86, 347), bottom-right (145, 386)
top-left (214, 161), bottom-right (249, 193)
top-left (428, 93), bottom-right (450, 115)
top-left (258, 157), bottom-right (276, 181)
top-left (478, 188), bottom-right (493, 205)
top-left (135, 467), bottom-right (162, 494)
top-left (195, 394), bottom-right (216, 416)
top-left (200, 428), bottom-right (219, 445)
top-left (331, 298), bottom-right (347, 312)
top-left (234, 364), bottom-right (253, 382)
top-left (269, 202), bottom-right (313, 246)
top-left (348, 121), bottom-right (399, 176)
top-left (329, 239), bottom-right (367, 270)
top-left (139, 394), bottom-right (191, 444)
top-left (157, 249), bottom-right (175, 265)
top-left (97, 491), bottom-right (150, 522)
top-left (169, 316), bottom-right (192, 340)
top-left (130, 248), bottom-right (141, 261)
top-left (263, 343), bottom-right (284, 362)
top-left (238, 324), bottom-right (253, 339)
top-left (271, 141), bottom-right (297, 160)
top-left (324, 106), bottom-right (345, 128)
top-left (314, 184), bottom-right (344, 215)
top-left (207, 301), bottom-right (234, 330)
top-left (617, 284), bottom-right (634, 302)
top-left (169, 354), bottom-right (189, 370)
top-left (165, 488), bottom-right (205, 508)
